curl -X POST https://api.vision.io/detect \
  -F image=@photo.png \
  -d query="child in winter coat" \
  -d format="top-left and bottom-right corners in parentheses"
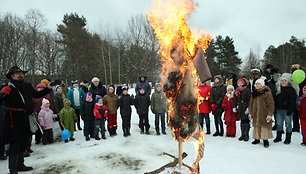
top-left (234, 77), bottom-right (251, 141)
top-left (298, 85), bottom-right (306, 146)
top-left (81, 92), bottom-right (95, 141)
top-left (222, 85), bottom-right (237, 137)
top-left (93, 96), bottom-right (108, 140)
top-left (38, 98), bottom-right (57, 145)
top-left (198, 80), bottom-right (211, 134)
top-left (119, 86), bottom-right (134, 137)
top-left (134, 86), bottom-right (151, 134)
top-left (103, 85), bottom-right (119, 136)
top-left (59, 98), bottom-right (77, 143)
top-left (151, 83), bottom-right (167, 135)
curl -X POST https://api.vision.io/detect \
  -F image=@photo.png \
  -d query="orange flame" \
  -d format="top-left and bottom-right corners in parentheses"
top-left (148, 0), bottom-right (211, 141)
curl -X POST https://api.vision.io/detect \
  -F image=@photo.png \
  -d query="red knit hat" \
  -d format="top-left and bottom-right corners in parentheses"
top-left (237, 77), bottom-right (248, 86)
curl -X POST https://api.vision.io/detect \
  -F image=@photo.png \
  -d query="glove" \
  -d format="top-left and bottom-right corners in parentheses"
top-left (232, 108), bottom-right (237, 113)
top-left (211, 104), bottom-right (217, 111)
top-left (245, 108), bottom-right (249, 114)
top-left (266, 115), bottom-right (273, 123)
top-left (1, 86), bottom-right (12, 95)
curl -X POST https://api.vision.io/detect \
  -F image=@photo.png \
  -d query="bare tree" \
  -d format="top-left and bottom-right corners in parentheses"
top-left (0, 13), bottom-right (27, 80)
top-left (36, 31), bottom-right (63, 78)
top-left (241, 49), bottom-right (261, 77)
top-left (125, 15), bottom-right (160, 83)
top-left (24, 9), bottom-right (46, 83)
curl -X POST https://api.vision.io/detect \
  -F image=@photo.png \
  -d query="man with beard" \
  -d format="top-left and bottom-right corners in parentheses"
top-left (0, 66), bottom-right (52, 174)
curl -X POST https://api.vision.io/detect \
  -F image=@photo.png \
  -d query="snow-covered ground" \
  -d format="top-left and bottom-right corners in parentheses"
top-left (0, 88), bottom-right (305, 174)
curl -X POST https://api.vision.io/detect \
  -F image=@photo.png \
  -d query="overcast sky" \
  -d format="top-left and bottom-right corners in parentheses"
top-left (0, 0), bottom-right (305, 59)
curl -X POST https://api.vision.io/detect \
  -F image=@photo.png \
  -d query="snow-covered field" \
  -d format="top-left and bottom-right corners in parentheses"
top-left (0, 88), bottom-right (305, 174)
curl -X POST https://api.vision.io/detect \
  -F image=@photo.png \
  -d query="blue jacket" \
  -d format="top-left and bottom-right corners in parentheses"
top-left (67, 87), bottom-right (86, 109)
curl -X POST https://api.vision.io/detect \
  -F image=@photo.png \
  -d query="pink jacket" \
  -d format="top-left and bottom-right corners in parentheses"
top-left (38, 107), bottom-right (57, 130)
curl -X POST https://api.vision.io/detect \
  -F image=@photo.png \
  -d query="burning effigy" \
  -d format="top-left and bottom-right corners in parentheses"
top-left (147, 0), bottom-right (212, 173)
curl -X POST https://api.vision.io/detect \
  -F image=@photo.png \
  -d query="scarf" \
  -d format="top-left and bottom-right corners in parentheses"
top-left (234, 86), bottom-right (247, 97)
top-left (226, 92), bottom-right (234, 100)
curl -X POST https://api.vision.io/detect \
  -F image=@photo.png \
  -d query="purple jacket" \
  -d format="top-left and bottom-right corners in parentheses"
top-left (38, 107), bottom-right (57, 130)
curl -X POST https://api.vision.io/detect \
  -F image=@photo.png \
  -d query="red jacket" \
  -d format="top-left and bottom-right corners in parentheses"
top-left (222, 96), bottom-right (237, 122)
top-left (298, 96), bottom-right (306, 120)
top-left (198, 84), bottom-right (211, 114)
top-left (93, 104), bottom-right (108, 119)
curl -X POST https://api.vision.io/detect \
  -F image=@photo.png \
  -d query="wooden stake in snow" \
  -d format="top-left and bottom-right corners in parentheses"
top-left (178, 139), bottom-right (183, 168)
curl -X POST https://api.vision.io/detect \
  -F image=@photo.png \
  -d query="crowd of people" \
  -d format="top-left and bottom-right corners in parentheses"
top-left (198, 64), bottom-right (306, 148)
top-left (0, 68), bottom-right (167, 174)
top-left (0, 63), bottom-right (305, 173)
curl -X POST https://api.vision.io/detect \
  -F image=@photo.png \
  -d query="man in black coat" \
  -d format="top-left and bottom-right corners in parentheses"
top-left (0, 66), bottom-right (52, 174)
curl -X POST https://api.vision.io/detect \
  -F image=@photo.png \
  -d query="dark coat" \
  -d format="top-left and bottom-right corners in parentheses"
top-left (134, 93), bottom-right (151, 115)
top-left (234, 87), bottom-right (251, 121)
top-left (210, 85), bottom-right (226, 115)
top-left (80, 101), bottom-right (94, 121)
top-left (275, 86), bottom-right (297, 115)
top-left (0, 96), bottom-right (4, 137)
top-left (89, 82), bottom-right (107, 100)
top-left (53, 93), bottom-right (64, 114)
top-left (135, 76), bottom-right (151, 95)
top-left (0, 80), bottom-right (51, 144)
top-left (119, 94), bottom-right (134, 115)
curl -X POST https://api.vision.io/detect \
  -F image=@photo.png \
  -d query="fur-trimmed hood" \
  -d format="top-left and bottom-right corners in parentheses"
top-left (252, 85), bottom-right (271, 97)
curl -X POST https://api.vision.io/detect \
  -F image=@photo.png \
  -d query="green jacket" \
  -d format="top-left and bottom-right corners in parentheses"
top-left (59, 106), bottom-right (77, 136)
top-left (151, 90), bottom-right (167, 114)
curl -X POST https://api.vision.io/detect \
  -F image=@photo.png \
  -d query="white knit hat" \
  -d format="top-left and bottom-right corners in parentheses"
top-left (226, 85), bottom-right (234, 91)
top-left (91, 77), bottom-right (100, 83)
top-left (41, 98), bottom-right (50, 107)
top-left (255, 78), bottom-right (265, 87)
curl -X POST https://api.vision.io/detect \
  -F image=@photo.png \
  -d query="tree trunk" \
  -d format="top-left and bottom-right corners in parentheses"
top-left (101, 43), bottom-right (107, 85)
top-left (108, 44), bottom-right (112, 85)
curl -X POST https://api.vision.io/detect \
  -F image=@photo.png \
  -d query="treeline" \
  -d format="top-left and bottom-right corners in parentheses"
top-left (0, 10), bottom-right (160, 85)
top-left (2, 9), bottom-right (303, 85)
top-left (242, 36), bottom-right (306, 76)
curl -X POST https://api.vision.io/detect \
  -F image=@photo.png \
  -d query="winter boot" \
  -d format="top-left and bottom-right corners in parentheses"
top-left (85, 136), bottom-right (90, 141)
top-left (113, 129), bottom-right (117, 136)
top-left (284, 132), bottom-right (292, 144)
top-left (156, 127), bottom-right (160, 135)
top-left (109, 129), bottom-right (114, 136)
top-left (127, 127), bottom-right (131, 136)
top-left (273, 131), bottom-right (282, 143)
top-left (252, 139), bottom-right (260, 145)
top-left (219, 124), bottom-right (224, 136)
top-left (17, 154), bottom-right (33, 171)
top-left (145, 129), bottom-right (150, 135)
top-left (244, 124), bottom-right (250, 141)
top-left (123, 127), bottom-right (127, 137)
top-left (263, 140), bottom-right (269, 148)
top-left (162, 128), bottom-right (166, 135)
top-left (238, 124), bottom-right (245, 141)
top-left (9, 154), bottom-right (18, 174)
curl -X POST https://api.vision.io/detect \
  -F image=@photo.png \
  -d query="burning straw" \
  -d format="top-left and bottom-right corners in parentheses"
top-left (147, 0), bottom-right (211, 173)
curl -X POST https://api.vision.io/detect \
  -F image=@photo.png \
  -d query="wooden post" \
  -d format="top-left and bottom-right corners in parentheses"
top-left (178, 139), bottom-right (182, 168)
